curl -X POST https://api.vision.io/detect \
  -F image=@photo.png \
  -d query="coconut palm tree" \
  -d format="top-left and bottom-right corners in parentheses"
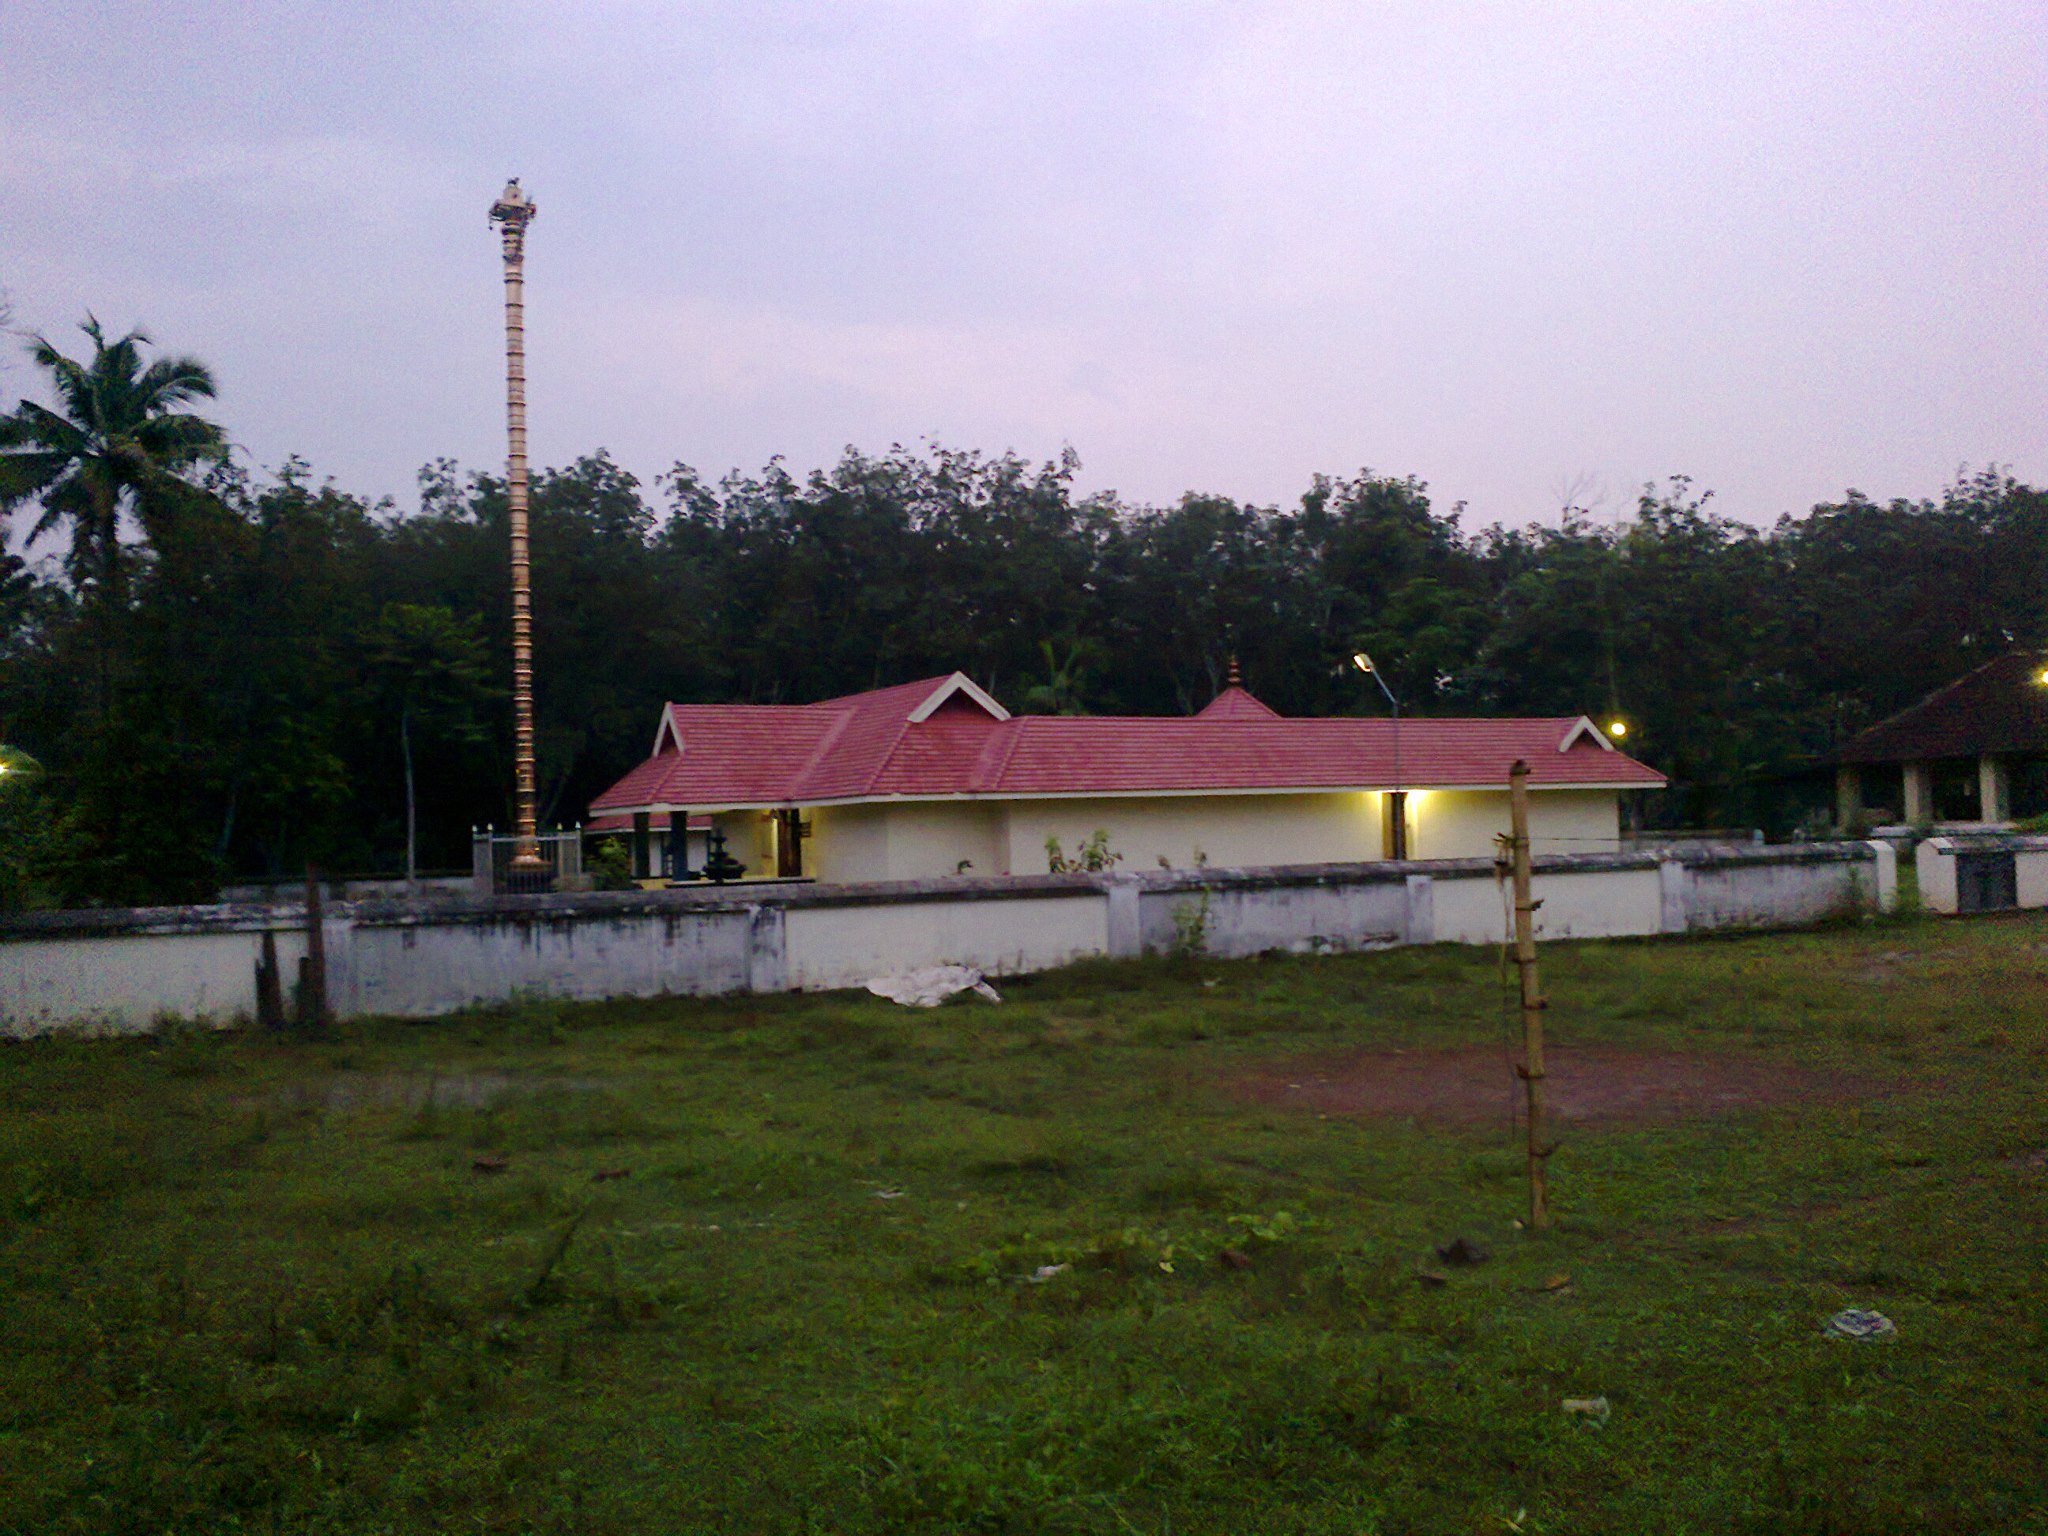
top-left (0, 316), bottom-right (225, 595)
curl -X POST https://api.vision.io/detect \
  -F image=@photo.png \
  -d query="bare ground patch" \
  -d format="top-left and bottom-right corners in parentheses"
top-left (1227, 1044), bottom-right (1869, 1125)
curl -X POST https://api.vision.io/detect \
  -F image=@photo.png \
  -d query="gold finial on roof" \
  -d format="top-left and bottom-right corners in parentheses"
top-left (1227, 655), bottom-right (1242, 688)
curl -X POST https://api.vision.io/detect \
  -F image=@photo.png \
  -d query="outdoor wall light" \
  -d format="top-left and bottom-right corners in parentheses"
top-left (1606, 720), bottom-right (1628, 739)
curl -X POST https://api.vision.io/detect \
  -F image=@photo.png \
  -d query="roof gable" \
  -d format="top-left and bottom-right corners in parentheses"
top-left (1557, 716), bottom-right (1617, 753)
top-left (908, 672), bottom-right (1010, 723)
top-left (653, 706), bottom-right (683, 755)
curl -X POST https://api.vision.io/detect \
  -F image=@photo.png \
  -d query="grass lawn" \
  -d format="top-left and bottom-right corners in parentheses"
top-left (3, 916), bottom-right (2045, 1534)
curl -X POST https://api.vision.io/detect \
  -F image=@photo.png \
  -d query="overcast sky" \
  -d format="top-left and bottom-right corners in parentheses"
top-left (4, 2), bottom-right (2045, 528)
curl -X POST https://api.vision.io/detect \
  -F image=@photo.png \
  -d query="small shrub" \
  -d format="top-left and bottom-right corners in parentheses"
top-left (1168, 889), bottom-right (1214, 959)
top-left (587, 838), bottom-right (635, 890)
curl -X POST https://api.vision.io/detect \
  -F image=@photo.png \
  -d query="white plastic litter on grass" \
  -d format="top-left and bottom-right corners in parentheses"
top-left (865, 966), bottom-right (1002, 1007)
top-left (1825, 1308), bottom-right (1896, 1341)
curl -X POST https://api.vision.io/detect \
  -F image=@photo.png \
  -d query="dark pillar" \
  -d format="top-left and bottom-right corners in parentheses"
top-left (776, 808), bottom-right (804, 878)
top-left (668, 811), bottom-right (694, 881)
top-left (632, 812), bottom-right (651, 880)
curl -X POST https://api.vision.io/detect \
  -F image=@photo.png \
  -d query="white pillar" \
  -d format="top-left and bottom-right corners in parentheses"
top-left (1978, 756), bottom-right (2011, 824)
top-left (1865, 840), bottom-right (1898, 913)
top-left (745, 904), bottom-right (787, 992)
top-left (1914, 839), bottom-right (1959, 914)
top-left (1658, 859), bottom-right (1688, 933)
top-left (1104, 874), bottom-right (1143, 957)
top-left (1902, 761), bottom-right (1934, 824)
top-left (1403, 873), bottom-right (1435, 944)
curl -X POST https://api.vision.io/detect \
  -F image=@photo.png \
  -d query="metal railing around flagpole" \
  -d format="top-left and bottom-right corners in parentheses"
top-left (471, 824), bottom-right (583, 895)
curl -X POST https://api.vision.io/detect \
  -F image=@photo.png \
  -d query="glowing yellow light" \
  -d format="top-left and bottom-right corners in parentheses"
top-left (2037, 667), bottom-right (2048, 686)
top-left (1607, 720), bottom-right (1628, 738)
top-left (1351, 652), bottom-right (1372, 673)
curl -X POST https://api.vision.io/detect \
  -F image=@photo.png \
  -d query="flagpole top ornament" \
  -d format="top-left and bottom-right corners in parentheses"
top-left (489, 179), bottom-right (537, 229)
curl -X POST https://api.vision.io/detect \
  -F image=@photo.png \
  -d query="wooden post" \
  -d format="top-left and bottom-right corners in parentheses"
top-left (1508, 760), bottom-right (1551, 1231)
top-left (300, 866), bottom-right (328, 1033)
top-left (255, 929), bottom-right (285, 1032)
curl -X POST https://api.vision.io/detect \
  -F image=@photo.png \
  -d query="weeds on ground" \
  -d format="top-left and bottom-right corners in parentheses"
top-left (1, 917), bottom-right (2044, 1533)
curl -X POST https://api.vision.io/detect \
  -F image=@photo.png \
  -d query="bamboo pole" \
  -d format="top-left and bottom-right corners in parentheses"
top-left (1508, 759), bottom-right (1551, 1230)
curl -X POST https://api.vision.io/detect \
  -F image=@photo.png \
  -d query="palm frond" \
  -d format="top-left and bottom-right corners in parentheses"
top-left (2, 401), bottom-right (91, 454)
top-left (136, 355), bottom-right (219, 411)
top-left (28, 472), bottom-right (91, 548)
top-left (133, 411), bottom-right (226, 464)
top-left (27, 336), bottom-right (99, 430)
top-left (0, 450), bottom-right (75, 508)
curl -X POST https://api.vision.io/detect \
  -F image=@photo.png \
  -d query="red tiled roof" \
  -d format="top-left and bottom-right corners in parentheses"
top-left (589, 673), bottom-right (1665, 813)
top-left (1196, 685), bottom-right (1281, 720)
top-left (983, 715), bottom-right (1659, 794)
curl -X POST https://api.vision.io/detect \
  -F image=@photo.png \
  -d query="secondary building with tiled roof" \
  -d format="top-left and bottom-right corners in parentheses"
top-left (1832, 654), bottom-right (2048, 828)
top-left (588, 672), bottom-right (1665, 885)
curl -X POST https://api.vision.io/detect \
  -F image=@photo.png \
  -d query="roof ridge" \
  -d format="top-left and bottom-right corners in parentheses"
top-left (1841, 654), bottom-right (2010, 744)
top-left (970, 716), bottom-right (1027, 791)
top-left (787, 702), bottom-right (861, 799)
top-left (824, 673), bottom-right (960, 708)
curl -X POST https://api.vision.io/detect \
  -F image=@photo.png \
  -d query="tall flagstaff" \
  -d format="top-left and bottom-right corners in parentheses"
top-left (488, 179), bottom-right (543, 873)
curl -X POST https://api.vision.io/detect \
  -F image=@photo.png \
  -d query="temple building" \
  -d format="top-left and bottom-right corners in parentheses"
top-left (587, 672), bottom-right (1665, 885)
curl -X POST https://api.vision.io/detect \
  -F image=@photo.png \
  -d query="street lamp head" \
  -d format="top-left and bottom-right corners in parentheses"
top-left (1352, 652), bottom-right (1373, 673)
top-left (1606, 719), bottom-right (1628, 739)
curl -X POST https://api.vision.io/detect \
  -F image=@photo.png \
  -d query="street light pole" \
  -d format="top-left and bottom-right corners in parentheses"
top-left (488, 179), bottom-right (544, 875)
top-left (1353, 652), bottom-right (1406, 860)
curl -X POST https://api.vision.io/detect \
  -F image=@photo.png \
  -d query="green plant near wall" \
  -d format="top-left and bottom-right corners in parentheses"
top-left (586, 838), bottom-right (635, 890)
top-left (1045, 829), bottom-right (1123, 874)
top-left (1168, 888), bottom-right (1214, 959)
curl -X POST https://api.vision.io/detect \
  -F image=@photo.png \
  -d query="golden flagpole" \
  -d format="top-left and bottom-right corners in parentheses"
top-left (488, 179), bottom-right (544, 875)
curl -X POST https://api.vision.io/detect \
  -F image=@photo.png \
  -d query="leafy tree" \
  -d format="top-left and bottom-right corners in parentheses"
top-left (0, 747), bottom-right (81, 911)
top-left (362, 603), bottom-right (497, 883)
top-left (1017, 639), bottom-right (1099, 715)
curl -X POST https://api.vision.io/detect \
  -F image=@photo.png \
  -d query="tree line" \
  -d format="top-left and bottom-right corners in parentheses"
top-left (2, 320), bottom-right (2043, 906)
